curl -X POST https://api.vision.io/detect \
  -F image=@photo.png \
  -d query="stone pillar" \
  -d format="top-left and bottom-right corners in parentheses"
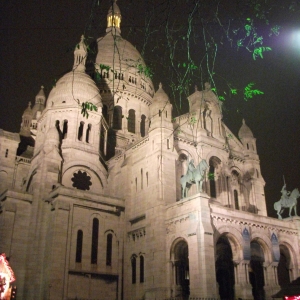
top-left (264, 262), bottom-right (280, 299)
top-left (234, 260), bottom-right (253, 299)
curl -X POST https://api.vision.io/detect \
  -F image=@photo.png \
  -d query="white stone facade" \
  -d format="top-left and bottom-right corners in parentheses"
top-left (0, 3), bottom-right (299, 300)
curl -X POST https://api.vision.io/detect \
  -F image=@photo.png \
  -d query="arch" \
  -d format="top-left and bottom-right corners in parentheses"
top-left (215, 235), bottom-right (235, 300)
top-left (214, 228), bottom-right (244, 262)
top-left (128, 109), bottom-right (136, 133)
top-left (278, 244), bottom-right (292, 286)
top-left (249, 240), bottom-right (265, 300)
top-left (113, 106), bottom-right (122, 130)
top-left (170, 238), bottom-right (190, 299)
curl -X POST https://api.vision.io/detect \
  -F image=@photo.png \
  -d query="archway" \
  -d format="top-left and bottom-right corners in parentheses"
top-left (172, 239), bottom-right (190, 299)
top-left (215, 235), bottom-right (235, 300)
top-left (278, 245), bottom-right (291, 287)
top-left (249, 241), bottom-right (265, 300)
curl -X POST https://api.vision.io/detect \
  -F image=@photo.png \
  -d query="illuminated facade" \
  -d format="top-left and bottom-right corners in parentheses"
top-left (1, 1), bottom-right (300, 300)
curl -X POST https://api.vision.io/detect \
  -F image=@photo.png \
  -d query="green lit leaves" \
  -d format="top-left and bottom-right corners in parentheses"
top-left (137, 63), bottom-right (153, 79)
top-left (244, 83), bottom-right (264, 101)
top-left (208, 172), bottom-right (215, 181)
top-left (81, 102), bottom-right (98, 118)
top-left (269, 25), bottom-right (281, 37)
top-left (252, 46), bottom-right (272, 60)
top-left (177, 62), bottom-right (198, 70)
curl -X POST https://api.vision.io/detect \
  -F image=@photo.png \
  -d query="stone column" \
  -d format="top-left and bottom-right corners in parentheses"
top-left (263, 262), bottom-right (281, 299)
top-left (233, 260), bottom-right (253, 299)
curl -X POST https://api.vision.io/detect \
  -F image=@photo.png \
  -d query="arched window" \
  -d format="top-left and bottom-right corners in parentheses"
top-left (78, 121), bottom-right (84, 141)
top-left (62, 120), bottom-right (68, 139)
top-left (86, 124), bottom-right (92, 143)
top-left (140, 255), bottom-right (145, 283)
top-left (91, 218), bottom-right (99, 264)
top-left (76, 230), bottom-right (83, 263)
top-left (106, 234), bottom-right (113, 266)
top-left (140, 114), bottom-right (146, 137)
top-left (128, 109), bottom-right (136, 133)
top-left (209, 164), bottom-right (216, 198)
top-left (234, 190), bottom-right (239, 210)
top-left (209, 156), bottom-right (221, 198)
top-left (113, 106), bottom-right (122, 130)
top-left (131, 256), bottom-right (137, 284)
top-left (141, 169), bottom-right (143, 190)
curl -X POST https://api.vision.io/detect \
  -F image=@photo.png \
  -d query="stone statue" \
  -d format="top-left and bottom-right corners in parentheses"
top-left (274, 184), bottom-right (300, 219)
top-left (280, 184), bottom-right (290, 206)
top-left (180, 159), bottom-right (208, 198)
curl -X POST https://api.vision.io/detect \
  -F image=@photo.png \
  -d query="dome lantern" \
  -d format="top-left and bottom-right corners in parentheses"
top-left (106, 0), bottom-right (122, 35)
top-left (73, 35), bottom-right (87, 72)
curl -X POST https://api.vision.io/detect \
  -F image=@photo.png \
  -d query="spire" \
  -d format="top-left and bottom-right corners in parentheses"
top-left (73, 35), bottom-right (87, 72)
top-left (106, 0), bottom-right (122, 35)
top-left (35, 86), bottom-right (46, 105)
top-left (20, 102), bottom-right (33, 137)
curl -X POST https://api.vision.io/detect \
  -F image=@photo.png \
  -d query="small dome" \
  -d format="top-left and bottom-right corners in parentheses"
top-left (32, 86), bottom-right (46, 119)
top-left (23, 102), bottom-right (33, 116)
top-left (152, 83), bottom-right (169, 103)
top-left (238, 119), bottom-right (254, 139)
top-left (46, 71), bottom-right (102, 109)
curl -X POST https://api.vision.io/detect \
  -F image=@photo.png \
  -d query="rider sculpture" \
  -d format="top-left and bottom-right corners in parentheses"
top-left (186, 158), bottom-right (196, 183)
top-left (280, 184), bottom-right (291, 206)
top-left (180, 157), bottom-right (208, 198)
top-left (274, 180), bottom-right (300, 219)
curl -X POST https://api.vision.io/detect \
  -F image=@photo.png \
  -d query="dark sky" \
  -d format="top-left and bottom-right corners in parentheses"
top-left (1, 0), bottom-right (300, 218)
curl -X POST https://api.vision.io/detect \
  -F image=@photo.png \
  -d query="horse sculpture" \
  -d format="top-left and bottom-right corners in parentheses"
top-left (180, 159), bottom-right (208, 198)
top-left (274, 188), bottom-right (300, 219)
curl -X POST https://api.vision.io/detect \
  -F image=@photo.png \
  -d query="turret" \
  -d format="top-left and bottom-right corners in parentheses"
top-left (20, 102), bottom-right (33, 137)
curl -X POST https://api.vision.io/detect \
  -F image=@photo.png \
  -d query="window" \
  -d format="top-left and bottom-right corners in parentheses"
top-left (140, 256), bottom-right (144, 283)
top-left (76, 230), bottom-right (83, 263)
top-left (234, 190), bottom-right (239, 210)
top-left (62, 120), bottom-right (68, 139)
top-left (131, 256), bottom-right (137, 284)
top-left (106, 234), bottom-right (113, 266)
top-left (128, 109), bottom-right (136, 133)
top-left (140, 115), bottom-right (146, 137)
top-left (141, 169), bottom-right (143, 190)
top-left (78, 121), bottom-right (84, 141)
top-left (86, 124), bottom-right (91, 143)
top-left (5, 149), bottom-right (8, 158)
top-left (146, 172), bottom-right (149, 187)
top-left (91, 218), bottom-right (99, 264)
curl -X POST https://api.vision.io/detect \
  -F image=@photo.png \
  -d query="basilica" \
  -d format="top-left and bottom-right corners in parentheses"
top-left (1, 2), bottom-right (300, 300)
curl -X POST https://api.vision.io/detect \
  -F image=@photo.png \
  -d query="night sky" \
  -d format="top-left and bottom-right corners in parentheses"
top-left (1, 0), bottom-right (300, 218)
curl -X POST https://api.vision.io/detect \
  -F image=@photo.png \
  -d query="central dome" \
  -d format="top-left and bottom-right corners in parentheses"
top-left (95, 2), bottom-right (154, 101)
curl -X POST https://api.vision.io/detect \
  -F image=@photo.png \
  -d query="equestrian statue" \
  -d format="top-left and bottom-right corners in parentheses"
top-left (274, 178), bottom-right (300, 219)
top-left (180, 158), bottom-right (208, 198)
